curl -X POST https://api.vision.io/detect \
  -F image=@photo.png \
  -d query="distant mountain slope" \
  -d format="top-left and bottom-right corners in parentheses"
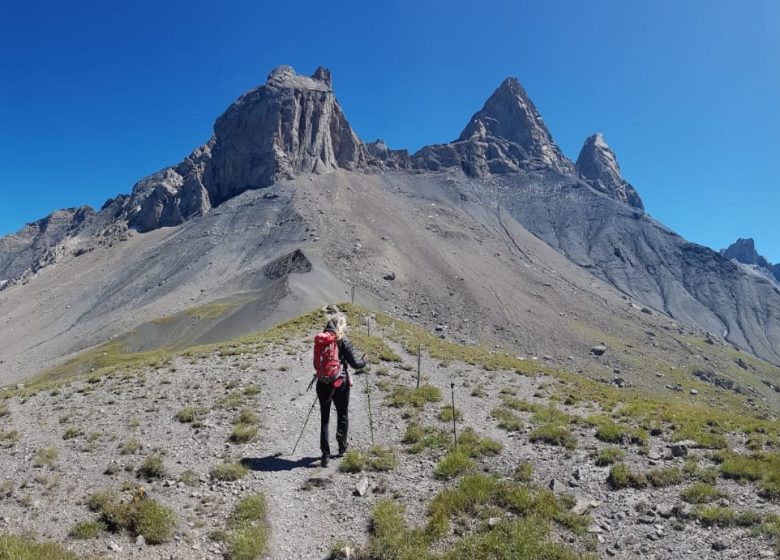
top-left (2, 65), bottom-right (780, 381)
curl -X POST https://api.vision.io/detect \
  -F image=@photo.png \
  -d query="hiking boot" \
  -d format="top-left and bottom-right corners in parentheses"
top-left (321, 454), bottom-right (329, 468)
top-left (338, 442), bottom-right (348, 456)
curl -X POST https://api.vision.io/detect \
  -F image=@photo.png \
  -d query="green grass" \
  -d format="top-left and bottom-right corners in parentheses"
top-left (387, 384), bottom-right (442, 408)
top-left (402, 423), bottom-right (450, 454)
top-left (491, 407), bottom-right (522, 432)
top-left (210, 462), bottom-right (249, 481)
top-left (175, 406), bottom-right (208, 424)
top-left (0, 534), bottom-right (78, 559)
top-left (646, 467), bottom-right (683, 488)
top-left (513, 462), bottom-right (533, 483)
top-left (339, 449), bottom-right (368, 473)
top-left (501, 396), bottom-right (542, 413)
top-left (594, 447), bottom-right (624, 467)
top-left (178, 470), bottom-right (199, 487)
top-left (338, 447), bottom-right (398, 473)
top-left (607, 464), bottom-right (647, 489)
top-left (0, 429), bottom-right (20, 448)
top-left (86, 489), bottom-right (176, 544)
top-left (63, 426), bottom-right (82, 440)
top-left (681, 482), bottom-right (726, 504)
top-left (438, 405), bottom-right (462, 422)
top-left (368, 446), bottom-right (399, 472)
top-left (138, 454), bottom-right (166, 480)
top-left (233, 408), bottom-right (258, 425)
top-left (529, 424), bottom-right (577, 450)
top-left (120, 437), bottom-right (142, 455)
top-left (68, 520), bottom-right (105, 539)
top-left (434, 448), bottom-right (475, 480)
top-left (134, 499), bottom-right (177, 544)
top-left (33, 447), bottom-right (57, 468)
top-left (226, 494), bottom-right (269, 560)
top-left (242, 384), bottom-right (262, 396)
top-left (457, 428), bottom-right (503, 458)
top-left (594, 420), bottom-right (625, 443)
top-left (360, 473), bottom-right (592, 559)
top-left (230, 424), bottom-right (258, 444)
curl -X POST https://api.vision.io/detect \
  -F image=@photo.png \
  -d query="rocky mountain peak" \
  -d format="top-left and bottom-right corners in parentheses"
top-left (118, 65), bottom-right (370, 231)
top-left (722, 238), bottom-right (763, 265)
top-left (721, 238), bottom-right (779, 281)
top-left (413, 77), bottom-right (574, 176)
top-left (460, 78), bottom-right (544, 143)
top-left (575, 133), bottom-right (644, 210)
top-left (265, 64), bottom-right (333, 91)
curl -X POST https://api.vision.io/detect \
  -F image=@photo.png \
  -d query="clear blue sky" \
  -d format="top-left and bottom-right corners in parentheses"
top-left (2, 0), bottom-right (778, 261)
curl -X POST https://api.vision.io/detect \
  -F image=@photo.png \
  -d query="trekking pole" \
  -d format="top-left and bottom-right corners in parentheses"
top-left (450, 382), bottom-right (457, 447)
top-left (367, 316), bottom-right (370, 337)
top-left (351, 285), bottom-right (355, 304)
top-left (291, 394), bottom-right (319, 456)
top-left (365, 368), bottom-right (375, 447)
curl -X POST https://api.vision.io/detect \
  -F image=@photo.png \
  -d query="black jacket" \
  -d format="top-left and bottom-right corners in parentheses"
top-left (325, 320), bottom-right (367, 374)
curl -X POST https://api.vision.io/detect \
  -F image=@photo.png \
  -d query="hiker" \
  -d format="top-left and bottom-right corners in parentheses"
top-left (313, 313), bottom-right (366, 467)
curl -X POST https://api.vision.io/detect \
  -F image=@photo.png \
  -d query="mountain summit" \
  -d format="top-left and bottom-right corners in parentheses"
top-left (575, 133), bottom-right (644, 210)
top-left (413, 77), bottom-right (575, 176)
top-left (120, 65), bottom-right (370, 232)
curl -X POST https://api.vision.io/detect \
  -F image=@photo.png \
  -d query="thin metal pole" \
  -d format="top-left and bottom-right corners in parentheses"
top-left (416, 344), bottom-right (421, 388)
top-left (450, 382), bottom-right (457, 447)
top-left (367, 316), bottom-right (370, 337)
top-left (351, 285), bottom-right (355, 304)
top-left (365, 368), bottom-right (375, 447)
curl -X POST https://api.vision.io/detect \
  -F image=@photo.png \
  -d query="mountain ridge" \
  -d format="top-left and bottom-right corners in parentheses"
top-left (2, 65), bottom-right (780, 377)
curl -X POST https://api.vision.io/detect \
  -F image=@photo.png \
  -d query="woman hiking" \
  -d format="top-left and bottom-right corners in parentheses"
top-left (313, 313), bottom-right (366, 467)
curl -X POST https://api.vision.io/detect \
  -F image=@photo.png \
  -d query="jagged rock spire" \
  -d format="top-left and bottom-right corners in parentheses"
top-left (575, 133), bottom-right (644, 210)
top-left (413, 77), bottom-right (574, 177)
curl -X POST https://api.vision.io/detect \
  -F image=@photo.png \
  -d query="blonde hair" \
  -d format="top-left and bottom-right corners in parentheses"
top-left (332, 313), bottom-right (348, 340)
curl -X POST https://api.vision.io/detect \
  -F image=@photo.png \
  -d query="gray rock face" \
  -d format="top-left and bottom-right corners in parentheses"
top-left (125, 140), bottom-right (213, 232)
top-left (204, 65), bottom-right (367, 205)
top-left (118, 65), bottom-right (377, 232)
top-left (575, 133), bottom-right (644, 209)
top-left (412, 78), bottom-right (575, 177)
top-left (0, 206), bottom-right (94, 286)
top-left (498, 172), bottom-right (780, 365)
top-left (721, 238), bottom-right (779, 282)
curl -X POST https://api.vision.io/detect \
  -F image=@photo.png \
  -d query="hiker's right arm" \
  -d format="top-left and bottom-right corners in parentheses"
top-left (341, 338), bottom-right (367, 370)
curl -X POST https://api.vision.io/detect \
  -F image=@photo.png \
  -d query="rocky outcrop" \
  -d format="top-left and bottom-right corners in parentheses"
top-left (125, 140), bottom-right (213, 232)
top-left (575, 133), bottom-right (644, 210)
top-left (117, 66), bottom-right (377, 232)
top-left (204, 65), bottom-right (368, 205)
top-left (413, 78), bottom-right (575, 177)
top-left (366, 140), bottom-right (411, 170)
top-left (721, 238), bottom-right (780, 283)
top-left (0, 206), bottom-right (95, 286)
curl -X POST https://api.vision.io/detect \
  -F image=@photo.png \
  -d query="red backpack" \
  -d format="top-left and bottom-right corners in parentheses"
top-left (313, 331), bottom-right (341, 383)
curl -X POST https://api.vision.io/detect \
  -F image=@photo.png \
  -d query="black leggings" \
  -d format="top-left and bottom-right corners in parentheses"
top-left (317, 380), bottom-right (349, 456)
